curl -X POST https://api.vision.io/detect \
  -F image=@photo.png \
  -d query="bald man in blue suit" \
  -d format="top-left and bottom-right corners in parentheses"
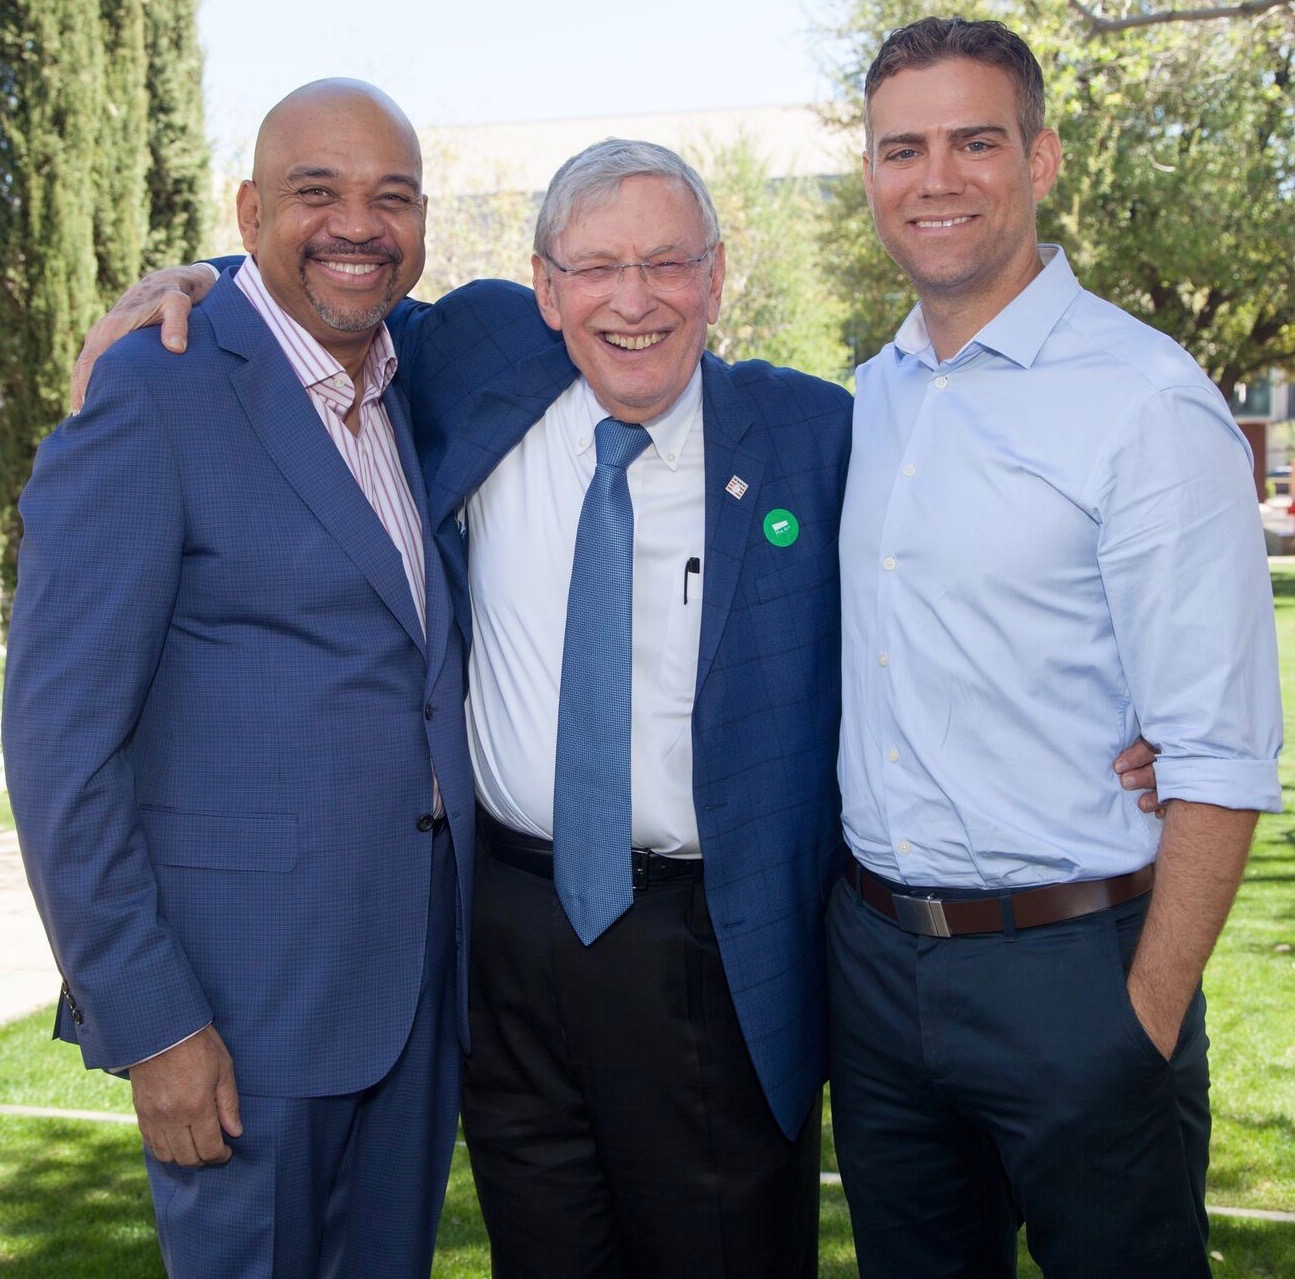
top-left (4, 82), bottom-right (474, 1279)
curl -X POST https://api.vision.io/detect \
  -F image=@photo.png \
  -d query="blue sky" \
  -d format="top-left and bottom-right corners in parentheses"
top-left (198, 0), bottom-right (835, 161)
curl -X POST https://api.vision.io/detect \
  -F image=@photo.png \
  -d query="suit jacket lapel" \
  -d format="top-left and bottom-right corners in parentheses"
top-left (209, 279), bottom-right (428, 657)
top-left (698, 354), bottom-right (764, 694)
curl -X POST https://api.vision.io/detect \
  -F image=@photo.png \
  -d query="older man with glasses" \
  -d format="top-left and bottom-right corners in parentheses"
top-left (412, 140), bottom-right (851, 1278)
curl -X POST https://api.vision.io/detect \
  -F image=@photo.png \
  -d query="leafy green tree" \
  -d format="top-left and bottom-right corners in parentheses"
top-left (691, 134), bottom-right (851, 381)
top-left (820, 0), bottom-right (1295, 394)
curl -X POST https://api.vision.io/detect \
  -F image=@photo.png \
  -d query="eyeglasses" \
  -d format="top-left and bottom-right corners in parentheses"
top-left (543, 250), bottom-right (713, 298)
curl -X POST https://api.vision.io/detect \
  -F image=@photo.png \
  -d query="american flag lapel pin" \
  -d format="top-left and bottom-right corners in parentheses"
top-left (725, 475), bottom-right (748, 500)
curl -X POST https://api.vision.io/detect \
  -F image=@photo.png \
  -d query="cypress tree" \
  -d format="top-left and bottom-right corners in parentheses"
top-left (0, 0), bottom-right (207, 617)
top-left (94, 0), bottom-right (149, 305)
top-left (141, 0), bottom-right (208, 269)
top-left (0, 0), bottom-right (107, 617)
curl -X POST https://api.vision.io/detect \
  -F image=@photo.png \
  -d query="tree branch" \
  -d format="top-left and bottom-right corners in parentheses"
top-left (1067, 0), bottom-right (1292, 32)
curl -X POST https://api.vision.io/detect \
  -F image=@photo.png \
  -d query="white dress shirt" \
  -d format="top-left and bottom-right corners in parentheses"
top-left (468, 371), bottom-right (706, 855)
top-left (838, 247), bottom-right (1282, 890)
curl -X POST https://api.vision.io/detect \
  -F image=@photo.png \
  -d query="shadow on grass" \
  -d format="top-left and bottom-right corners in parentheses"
top-left (1242, 835), bottom-right (1295, 880)
top-left (0, 1118), bottom-right (163, 1279)
top-left (1207, 1215), bottom-right (1295, 1279)
top-left (0, 1119), bottom-right (496, 1279)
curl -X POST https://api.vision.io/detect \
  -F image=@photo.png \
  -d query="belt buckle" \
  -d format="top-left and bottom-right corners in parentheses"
top-left (892, 892), bottom-right (952, 938)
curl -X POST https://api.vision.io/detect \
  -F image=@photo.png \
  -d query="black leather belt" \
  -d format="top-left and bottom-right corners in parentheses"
top-left (477, 806), bottom-right (702, 890)
top-left (844, 860), bottom-right (1154, 937)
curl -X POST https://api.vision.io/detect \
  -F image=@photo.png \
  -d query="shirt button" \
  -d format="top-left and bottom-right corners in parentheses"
top-left (898, 840), bottom-right (912, 854)
top-left (883, 556), bottom-right (897, 571)
top-left (665, 451), bottom-right (677, 464)
top-left (878, 653), bottom-right (889, 667)
top-left (903, 463), bottom-right (916, 478)
top-left (934, 375), bottom-right (949, 389)
top-left (887, 747), bottom-right (900, 762)
top-left (578, 437), bottom-right (589, 449)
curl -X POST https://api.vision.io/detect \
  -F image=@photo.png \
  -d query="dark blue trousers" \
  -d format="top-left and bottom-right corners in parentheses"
top-left (827, 876), bottom-right (1212, 1279)
top-left (144, 827), bottom-right (462, 1279)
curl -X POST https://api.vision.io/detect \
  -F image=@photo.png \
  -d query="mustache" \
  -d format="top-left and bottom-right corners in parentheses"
top-left (304, 239), bottom-right (400, 264)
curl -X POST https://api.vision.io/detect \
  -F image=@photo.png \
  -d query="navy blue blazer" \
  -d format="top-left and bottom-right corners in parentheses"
top-left (388, 280), bottom-right (851, 1138)
top-left (4, 274), bottom-right (475, 1096)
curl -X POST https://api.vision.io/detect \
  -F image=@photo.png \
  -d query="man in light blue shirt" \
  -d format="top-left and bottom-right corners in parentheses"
top-left (828, 16), bottom-right (1282, 1278)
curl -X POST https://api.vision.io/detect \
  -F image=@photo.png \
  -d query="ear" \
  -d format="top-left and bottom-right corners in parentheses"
top-left (1029, 128), bottom-right (1062, 202)
top-left (861, 149), bottom-right (874, 204)
top-left (532, 254), bottom-right (563, 332)
top-left (236, 180), bottom-right (261, 255)
top-left (706, 242), bottom-right (726, 326)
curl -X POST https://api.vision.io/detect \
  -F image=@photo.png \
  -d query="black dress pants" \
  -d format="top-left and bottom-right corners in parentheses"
top-left (462, 838), bottom-right (821, 1279)
top-left (827, 877), bottom-right (1212, 1279)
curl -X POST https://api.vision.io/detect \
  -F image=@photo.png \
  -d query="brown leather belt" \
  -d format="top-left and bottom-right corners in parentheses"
top-left (844, 861), bottom-right (1154, 937)
top-left (477, 805), bottom-right (702, 890)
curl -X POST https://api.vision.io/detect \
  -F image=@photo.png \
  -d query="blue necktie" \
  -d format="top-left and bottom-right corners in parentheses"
top-left (553, 416), bottom-right (652, 945)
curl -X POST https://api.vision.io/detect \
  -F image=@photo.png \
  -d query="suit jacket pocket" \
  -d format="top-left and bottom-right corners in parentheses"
top-left (141, 806), bottom-right (298, 872)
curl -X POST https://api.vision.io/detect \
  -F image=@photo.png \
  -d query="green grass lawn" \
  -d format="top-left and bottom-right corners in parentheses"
top-left (2, 572), bottom-right (1294, 1275)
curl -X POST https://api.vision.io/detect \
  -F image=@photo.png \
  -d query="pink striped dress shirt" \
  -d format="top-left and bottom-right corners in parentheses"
top-left (234, 259), bottom-right (427, 637)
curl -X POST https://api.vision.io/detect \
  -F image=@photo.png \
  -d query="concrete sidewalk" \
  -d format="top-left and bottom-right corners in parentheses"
top-left (0, 829), bottom-right (60, 1025)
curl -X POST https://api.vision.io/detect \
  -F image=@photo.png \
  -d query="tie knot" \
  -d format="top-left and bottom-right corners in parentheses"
top-left (595, 416), bottom-right (652, 471)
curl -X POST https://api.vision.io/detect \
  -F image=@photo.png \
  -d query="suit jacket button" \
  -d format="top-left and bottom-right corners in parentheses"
top-left (416, 814), bottom-right (436, 832)
top-left (423, 704), bottom-right (434, 720)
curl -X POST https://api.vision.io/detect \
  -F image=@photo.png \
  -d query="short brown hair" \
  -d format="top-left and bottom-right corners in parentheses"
top-left (864, 17), bottom-right (1046, 151)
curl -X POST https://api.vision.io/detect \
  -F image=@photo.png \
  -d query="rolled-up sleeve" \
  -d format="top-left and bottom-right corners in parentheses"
top-left (1096, 382), bottom-right (1282, 813)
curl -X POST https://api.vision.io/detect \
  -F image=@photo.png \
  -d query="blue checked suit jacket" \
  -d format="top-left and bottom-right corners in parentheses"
top-left (387, 279), bottom-right (851, 1139)
top-left (4, 274), bottom-right (475, 1096)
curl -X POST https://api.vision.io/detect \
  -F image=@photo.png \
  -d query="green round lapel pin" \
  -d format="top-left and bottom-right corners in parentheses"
top-left (763, 509), bottom-right (799, 547)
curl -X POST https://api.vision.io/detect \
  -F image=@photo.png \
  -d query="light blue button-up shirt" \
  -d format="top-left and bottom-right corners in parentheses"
top-left (839, 247), bottom-right (1282, 889)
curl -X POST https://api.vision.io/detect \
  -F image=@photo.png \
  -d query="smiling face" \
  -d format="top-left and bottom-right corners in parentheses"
top-left (863, 57), bottom-right (1060, 350)
top-left (532, 174), bottom-right (725, 424)
top-left (237, 82), bottom-right (427, 374)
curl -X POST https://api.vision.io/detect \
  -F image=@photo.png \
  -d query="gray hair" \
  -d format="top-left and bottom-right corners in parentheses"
top-left (533, 138), bottom-right (721, 259)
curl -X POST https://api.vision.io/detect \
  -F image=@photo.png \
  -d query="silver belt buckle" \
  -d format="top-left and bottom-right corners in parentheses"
top-left (892, 892), bottom-right (952, 938)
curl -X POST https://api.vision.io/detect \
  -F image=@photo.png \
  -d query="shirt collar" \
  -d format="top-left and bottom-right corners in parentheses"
top-left (234, 257), bottom-right (398, 402)
top-left (573, 365), bottom-right (703, 473)
top-left (893, 245), bottom-right (1082, 371)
